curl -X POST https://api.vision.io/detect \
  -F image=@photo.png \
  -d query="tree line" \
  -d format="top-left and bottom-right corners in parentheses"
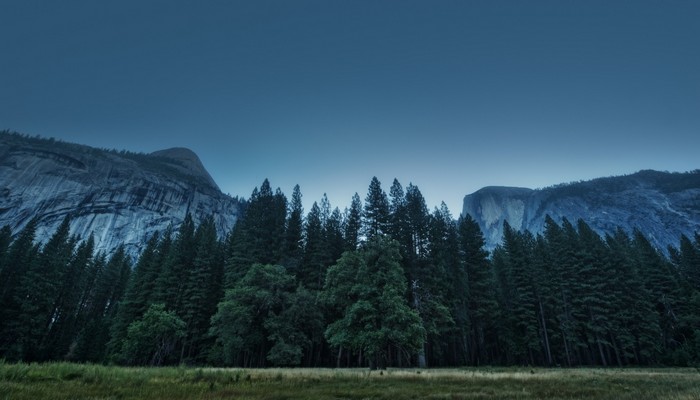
top-left (0, 177), bottom-right (699, 367)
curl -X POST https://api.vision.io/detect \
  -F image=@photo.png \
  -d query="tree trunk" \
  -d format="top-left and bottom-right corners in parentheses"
top-left (538, 299), bottom-right (552, 366)
top-left (336, 346), bottom-right (343, 368)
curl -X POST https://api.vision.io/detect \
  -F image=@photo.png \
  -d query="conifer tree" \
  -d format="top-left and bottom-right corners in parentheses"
top-left (180, 216), bottom-right (224, 362)
top-left (14, 217), bottom-right (73, 361)
top-left (73, 246), bottom-right (131, 362)
top-left (282, 184), bottom-right (304, 270)
top-left (153, 213), bottom-right (196, 313)
top-left (388, 179), bottom-right (408, 246)
top-left (225, 180), bottom-right (288, 285)
top-left (501, 222), bottom-right (540, 365)
top-left (47, 236), bottom-right (95, 360)
top-left (302, 202), bottom-right (326, 290)
top-left (108, 233), bottom-right (162, 359)
top-left (458, 214), bottom-right (500, 365)
top-left (363, 177), bottom-right (390, 240)
top-left (0, 219), bottom-right (39, 360)
top-left (344, 193), bottom-right (363, 251)
top-left (325, 207), bottom-right (345, 266)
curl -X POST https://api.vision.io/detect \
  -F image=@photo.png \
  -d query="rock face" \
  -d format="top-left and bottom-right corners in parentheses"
top-left (462, 170), bottom-right (700, 252)
top-left (0, 132), bottom-right (241, 259)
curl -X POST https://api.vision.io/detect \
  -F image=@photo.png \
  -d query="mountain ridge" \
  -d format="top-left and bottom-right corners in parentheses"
top-left (462, 169), bottom-right (700, 252)
top-left (0, 131), bottom-right (240, 258)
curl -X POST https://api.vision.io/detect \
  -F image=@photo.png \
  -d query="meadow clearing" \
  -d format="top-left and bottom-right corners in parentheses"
top-left (2, 362), bottom-right (700, 399)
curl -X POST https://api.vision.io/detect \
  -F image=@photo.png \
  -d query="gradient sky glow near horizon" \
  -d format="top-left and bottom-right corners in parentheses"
top-left (2, 1), bottom-right (699, 214)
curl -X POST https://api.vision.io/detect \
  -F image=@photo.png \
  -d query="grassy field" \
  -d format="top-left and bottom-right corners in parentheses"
top-left (1, 362), bottom-right (699, 400)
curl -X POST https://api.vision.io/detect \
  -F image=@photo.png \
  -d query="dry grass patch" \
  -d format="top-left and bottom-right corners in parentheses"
top-left (1, 362), bottom-right (699, 400)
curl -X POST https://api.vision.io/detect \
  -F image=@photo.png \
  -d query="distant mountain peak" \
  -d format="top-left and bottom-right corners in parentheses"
top-left (150, 147), bottom-right (219, 191)
top-left (462, 170), bottom-right (700, 252)
top-left (0, 132), bottom-right (240, 258)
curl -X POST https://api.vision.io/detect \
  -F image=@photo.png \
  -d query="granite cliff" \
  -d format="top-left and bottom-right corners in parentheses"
top-left (0, 132), bottom-right (240, 258)
top-left (462, 170), bottom-right (700, 252)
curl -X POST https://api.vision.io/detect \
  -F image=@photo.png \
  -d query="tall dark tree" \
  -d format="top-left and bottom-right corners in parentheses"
top-left (344, 193), bottom-right (362, 251)
top-left (14, 217), bottom-right (73, 361)
top-left (325, 207), bottom-right (345, 266)
top-left (225, 180), bottom-right (288, 285)
top-left (302, 202), bottom-right (327, 290)
top-left (46, 236), bottom-right (96, 360)
top-left (72, 246), bottom-right (131, 362)
top-left (458, 214), bottom-right (500, 365)
top-left (363, 177), bottom-right (390, 240)
top-left (0, 219), bottom-right (39, 360)
top-left (180, 215), bottom-right (224, 363)
top-left (153, 213), bottom-right (196, 313)
top-left (282, 184), bottom-right (304, 270)
top-left (108, 233), bottom-right (162, 360)
top-left (388, 179), bottom-right (408, 245)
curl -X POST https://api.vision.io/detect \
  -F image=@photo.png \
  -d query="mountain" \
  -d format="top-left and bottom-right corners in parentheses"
top-left (0, 132), bottom-right (241, 258)
top-left (462, 170), bottom-right (700, 252)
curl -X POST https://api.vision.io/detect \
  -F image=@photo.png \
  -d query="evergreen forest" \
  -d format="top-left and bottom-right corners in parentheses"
top-left (1, 177), bottom-right (699, 368)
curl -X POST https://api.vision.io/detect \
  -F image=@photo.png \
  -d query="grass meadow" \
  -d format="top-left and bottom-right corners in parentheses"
top-left (1, 361), bottom-right (700, 399)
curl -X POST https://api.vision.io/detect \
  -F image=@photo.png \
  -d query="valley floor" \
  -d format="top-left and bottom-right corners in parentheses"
top-left (1, 362), bottom-right (699, 399)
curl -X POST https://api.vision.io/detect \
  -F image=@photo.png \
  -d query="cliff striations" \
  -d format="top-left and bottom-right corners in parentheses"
top-left (0, 132), bottom-right (240, 258)
top-left (462, 170), bottom-right (700, 252)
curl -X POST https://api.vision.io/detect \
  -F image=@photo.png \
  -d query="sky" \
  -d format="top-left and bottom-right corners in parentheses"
top-left (1, 0), bottom-right (699, 215)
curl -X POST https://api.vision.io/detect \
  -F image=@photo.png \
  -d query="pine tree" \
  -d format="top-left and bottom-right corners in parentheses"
top-left (388, 179), bottom-right (408, 245)
top-left (363, 177), bottom-right (390, 240)
top-left (429, 203), bottom-right (464, 365)
top-left (632, 230), bottom-right (684, 358)
top-left (225, 180), bottom-right (288, 285)
top-left (458, 214), bottom-right (500, 365)
top-left (153, 214), bottom-right (196, 313)
top-left (282, 184), bottom-right (304, 270)
top-left (46, 236), bottom-right (95, 360)
top-left (14, 217), bottom-right (73, 361)
top-left (0, 219), bottom-right (39, 360)
top-left (344, 193), bottom-right (362, 251)
top-left (604, 229), bottom-right (661, 365)
top-left (73, 246), bottom-right (131, 362)
top-left (180, 216), bottom-right (224, 363)
top-left (676, 234), bottom-right (700, 291)
top-left (301, 202), bottom-right (326, 290)
top-left (325, 207), bottom-right (345, 266)
top-left (501, 221), bottom-right (540, 365)
top-left (108, 233), bottom-right (162, 360)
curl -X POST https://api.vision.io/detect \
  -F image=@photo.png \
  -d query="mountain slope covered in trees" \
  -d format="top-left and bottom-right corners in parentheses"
top-left (462, 170), bottom-right (700, 251)
top-left (2, 177), bottom-right (699, 368)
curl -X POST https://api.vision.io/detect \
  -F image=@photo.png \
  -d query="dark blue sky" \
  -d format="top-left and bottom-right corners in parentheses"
top-left (2, 1), bottom-right (699, 214)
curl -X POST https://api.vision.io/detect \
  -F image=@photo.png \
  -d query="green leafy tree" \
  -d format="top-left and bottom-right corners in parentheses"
top-left (324, 236), bottom-right (425, 369)
top-left (210, 264), bottom-right (316, 367)
top-left (120, 303), bottom-right (186, 366)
